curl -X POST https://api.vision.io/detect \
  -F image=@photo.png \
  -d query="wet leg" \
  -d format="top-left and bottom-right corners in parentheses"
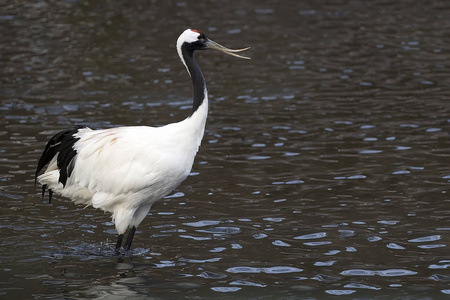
top-left (115, 234), bottom-right (124, 254)
top-left (124, 226), bottom-right (136, 251)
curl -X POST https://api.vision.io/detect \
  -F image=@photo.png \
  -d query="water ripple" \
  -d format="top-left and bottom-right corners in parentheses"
top-left (408, 235), bottom-right (441, 243)
top-left (211, 287), bottom-right (241, 293)
top-left (199, 271), bottom-right (227, 279)
top-left (429, 263), bottom-right (450, 269)
top-left (2, 0), bottom-right (450, 298)
top-left (294, 232), bottom-right (327, 240)
top-left (183, 220), bottom-right (221, 227)
top-left (272, 240), bottom-right (291, 247)
top-left (197, 227), bottom-right (241, 235)
top-left (341, 269), bottom-right (418, 277)
top-left (229, 280), bottom-right (266, 287)
top-left (226, 266), bottom-right (303, 274)
top-left (179, 257), bottom-right (221, 264)
top-left (303, 241), bottom-right (332, 246)
top-left (418, 244), bottom-right (446, 249)
top-left (326, 289), bottom-right (356, 295)
top-left (344, 283), bottom-right (381, 290)
top-left (387, 243), bottom-right (405, 250)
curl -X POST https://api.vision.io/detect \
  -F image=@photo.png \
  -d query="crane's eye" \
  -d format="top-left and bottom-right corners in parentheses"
top-left (197, 33), bottom-right (206, 41)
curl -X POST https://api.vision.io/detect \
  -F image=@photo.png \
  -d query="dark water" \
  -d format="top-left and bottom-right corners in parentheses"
top-left (1, 0), bottom-right (450, 299)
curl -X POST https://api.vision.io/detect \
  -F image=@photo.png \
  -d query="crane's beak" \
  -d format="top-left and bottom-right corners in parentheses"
top-left (206, 40), bottom-right (251, 59)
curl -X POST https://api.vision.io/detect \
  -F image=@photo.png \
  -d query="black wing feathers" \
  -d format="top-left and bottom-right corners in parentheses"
top-left (35, 127), bottom-right (83, 187)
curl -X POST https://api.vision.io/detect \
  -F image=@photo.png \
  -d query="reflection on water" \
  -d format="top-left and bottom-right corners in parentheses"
top-left (1, 0), bottom-right (450, 298)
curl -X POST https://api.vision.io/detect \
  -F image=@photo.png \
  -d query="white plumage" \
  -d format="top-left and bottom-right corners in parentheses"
top-left (35, 29), bottom-right (249, 252)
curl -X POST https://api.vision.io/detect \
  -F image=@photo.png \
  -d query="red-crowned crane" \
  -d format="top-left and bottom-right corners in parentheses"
top-left (35, 29), bottom-right (250, 253)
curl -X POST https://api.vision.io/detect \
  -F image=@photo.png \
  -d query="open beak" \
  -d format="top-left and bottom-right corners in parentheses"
top-left (206, 39), bottom-right (251, 59)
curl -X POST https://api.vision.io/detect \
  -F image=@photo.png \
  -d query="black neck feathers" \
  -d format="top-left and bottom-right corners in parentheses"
top-left (181, 43), bottom-right (206, 117)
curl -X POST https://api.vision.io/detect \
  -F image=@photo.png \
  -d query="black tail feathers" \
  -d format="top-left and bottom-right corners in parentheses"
top-left (35, 127), bottom-right (84, 200)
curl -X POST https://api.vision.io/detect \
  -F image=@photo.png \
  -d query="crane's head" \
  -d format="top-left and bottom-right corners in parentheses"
top-left (177, 29), bottom-right (250, 60)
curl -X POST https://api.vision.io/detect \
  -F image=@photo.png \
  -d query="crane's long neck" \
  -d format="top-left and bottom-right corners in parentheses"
top-left (181, 47), bottom-right (207, 117)
top-left (178, 45), bottom-right (209, 148)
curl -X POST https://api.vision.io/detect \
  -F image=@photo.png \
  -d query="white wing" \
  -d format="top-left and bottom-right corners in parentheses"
top-left (67, 125), bottom-right (197, 209)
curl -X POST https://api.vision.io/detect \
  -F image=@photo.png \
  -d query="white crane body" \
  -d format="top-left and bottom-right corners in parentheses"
top-left (35, 29), bottom-right (249, 252)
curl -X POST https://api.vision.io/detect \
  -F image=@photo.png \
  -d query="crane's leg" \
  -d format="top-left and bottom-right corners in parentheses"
top-left (41, 185), bottom-right (53, 204)
top-left (124, 226), bottom-right (136, 251)
top-left (115, 234), bottom-right (124, 254)
top-left (41, 184), bottom-right (47, 198)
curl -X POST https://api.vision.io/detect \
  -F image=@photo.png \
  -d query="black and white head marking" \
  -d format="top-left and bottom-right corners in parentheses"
top-left (176, 29), bottom-right (208, 76)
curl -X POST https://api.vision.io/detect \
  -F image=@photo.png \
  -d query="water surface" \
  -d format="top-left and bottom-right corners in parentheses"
top-left (1, 0), bottom-right (449, 299)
